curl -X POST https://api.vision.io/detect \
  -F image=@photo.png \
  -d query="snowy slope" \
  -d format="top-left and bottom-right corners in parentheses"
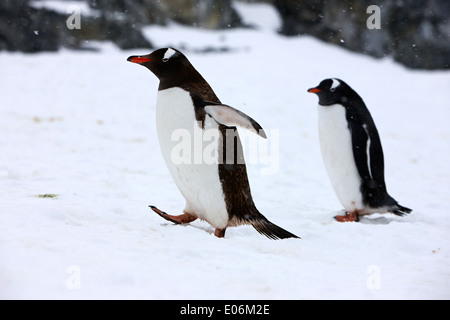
top-left (1, 3), bottom-right (449, 299)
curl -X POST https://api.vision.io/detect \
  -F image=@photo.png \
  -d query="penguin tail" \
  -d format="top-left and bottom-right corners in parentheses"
top-left (391, 204), bottom-right (412, 216)
top-left (250, 216), bottom-right (300, 240)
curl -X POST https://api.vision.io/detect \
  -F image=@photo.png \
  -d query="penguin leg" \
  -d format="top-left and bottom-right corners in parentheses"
top-left (150, 205), bottom-right (197, 224)
top-left (334, 211), bottom-right (360, 222)
top-left (214, 228), bottom-right (226, 238)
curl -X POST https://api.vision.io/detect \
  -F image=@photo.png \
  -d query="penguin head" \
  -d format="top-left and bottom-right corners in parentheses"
top-left (127, 48), bottom-right (192, 81)
top-left (308, 78), bottom-right (350, 106)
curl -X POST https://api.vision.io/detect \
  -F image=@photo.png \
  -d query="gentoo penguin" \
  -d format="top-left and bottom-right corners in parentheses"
top-left (307, 78), bottom-right (412, 222)
top-left (127, 48), bottom-right (299, 239)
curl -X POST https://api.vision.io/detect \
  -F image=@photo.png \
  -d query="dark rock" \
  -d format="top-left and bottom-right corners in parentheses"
top-left (0, 1), bottom-right (62, 52)
top-left (87, 0), bottom-right (166, 25)
top-left (0, 0), bottom-right (153, 52)
top-left (0, 0), bottom-right (244, 53)
top-left (160, 0), bottom-right (243, 29)
top-left (274, 0), bottom-right (450, 69)
top-left (2, 0), bottom-right (448, 69)
top-left (103, 19), bottom-right (152, 49)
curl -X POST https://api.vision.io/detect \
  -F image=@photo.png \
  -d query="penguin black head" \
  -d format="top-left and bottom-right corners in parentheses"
top-left (127, 48), bottom-right (194, 83)
top-left (308, 78), bottom-right (357, 106)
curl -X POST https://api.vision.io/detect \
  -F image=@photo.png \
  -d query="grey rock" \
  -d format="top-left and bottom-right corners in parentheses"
top-left (274, 0), bottom-right (450, 69)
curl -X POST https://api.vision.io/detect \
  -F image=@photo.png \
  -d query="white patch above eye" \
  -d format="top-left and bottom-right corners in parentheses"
top-left (330, 78), bottom-right (341, 91)
top-left (163, 48), bottom-right (177, 61)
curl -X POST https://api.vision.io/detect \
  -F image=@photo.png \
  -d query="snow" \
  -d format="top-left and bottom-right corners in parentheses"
top-left (1, 2), bottom-right (450, 300)
top-left (29, 0), bottom-right (98, 16)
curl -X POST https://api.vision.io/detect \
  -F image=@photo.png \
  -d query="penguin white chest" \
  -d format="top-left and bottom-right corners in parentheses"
top-left (155, 87), bottom-right (229, 228)
top-left (317, 104), bottom-right (364, 211)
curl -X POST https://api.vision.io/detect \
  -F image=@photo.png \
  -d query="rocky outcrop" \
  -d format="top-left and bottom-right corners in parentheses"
top-left (0, 0), bottom-right (153, 51)
top-left (158, 0), bottom-right (243, 29)
top-left (0, 0), bottom-right (242, 52)
top-left (273, 0), bottom-right (450, 69)
top-left (0, 0), bottom-right (62, 52)
top-left (1, 0), bottom-right (449, 69)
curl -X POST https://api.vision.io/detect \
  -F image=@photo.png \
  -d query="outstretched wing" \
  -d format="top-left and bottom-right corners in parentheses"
top-left (204, 102), bottom-right (267, 139)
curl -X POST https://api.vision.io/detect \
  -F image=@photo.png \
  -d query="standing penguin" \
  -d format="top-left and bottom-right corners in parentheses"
top-left (308, 78), bottom-right (412, 222)
top-left (127, 48), bottom-right (299, 239)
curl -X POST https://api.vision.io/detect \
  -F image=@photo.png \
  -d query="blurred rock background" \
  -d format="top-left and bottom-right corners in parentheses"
top-left (0, 0), bottom-right (449, 69)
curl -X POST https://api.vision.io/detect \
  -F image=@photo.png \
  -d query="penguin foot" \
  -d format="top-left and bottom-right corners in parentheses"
top-left (334, 211), bottom-right (359, 222)
top-left (214, 228), bottom-right (226, 238)
top-left (150, 205), bottom-right (197, 224)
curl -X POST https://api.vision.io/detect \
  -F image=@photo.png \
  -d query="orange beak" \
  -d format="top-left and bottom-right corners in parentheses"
top-left (127, 56), bottom-right (152, 63)
top-left (308, 88), bottom-right (322, 93)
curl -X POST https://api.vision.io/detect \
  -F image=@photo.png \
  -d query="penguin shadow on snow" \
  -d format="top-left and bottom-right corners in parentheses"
top-left (158, 217), bottom-right (260, 238)
top-left (359, 216), bottom-right (392, 225)
top-left (158, 220), bottom-right (216, 235)
top-left (332, 211), bottom-right (405, 225)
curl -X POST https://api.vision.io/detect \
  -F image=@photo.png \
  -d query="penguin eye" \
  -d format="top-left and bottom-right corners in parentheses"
top-left (162, 58), bottom-right (169, 62)
top-left (330, 87), bottom-right (336, 92)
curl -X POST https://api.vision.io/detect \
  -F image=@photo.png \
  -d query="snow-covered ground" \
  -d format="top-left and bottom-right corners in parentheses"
top-left (1, 3), bottom-right (449, 300)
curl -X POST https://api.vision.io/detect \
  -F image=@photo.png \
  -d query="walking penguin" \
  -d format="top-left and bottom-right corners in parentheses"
top-left (308, 78), bottom-right (412, 222)
top-left (128, 48), bottom-right (299, 238)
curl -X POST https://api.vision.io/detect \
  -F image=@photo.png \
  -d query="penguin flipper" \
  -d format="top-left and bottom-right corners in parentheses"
top-left (250, 217), bottom-right (300, 240)
top-left (204, 103), bottom-right (267, 139)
